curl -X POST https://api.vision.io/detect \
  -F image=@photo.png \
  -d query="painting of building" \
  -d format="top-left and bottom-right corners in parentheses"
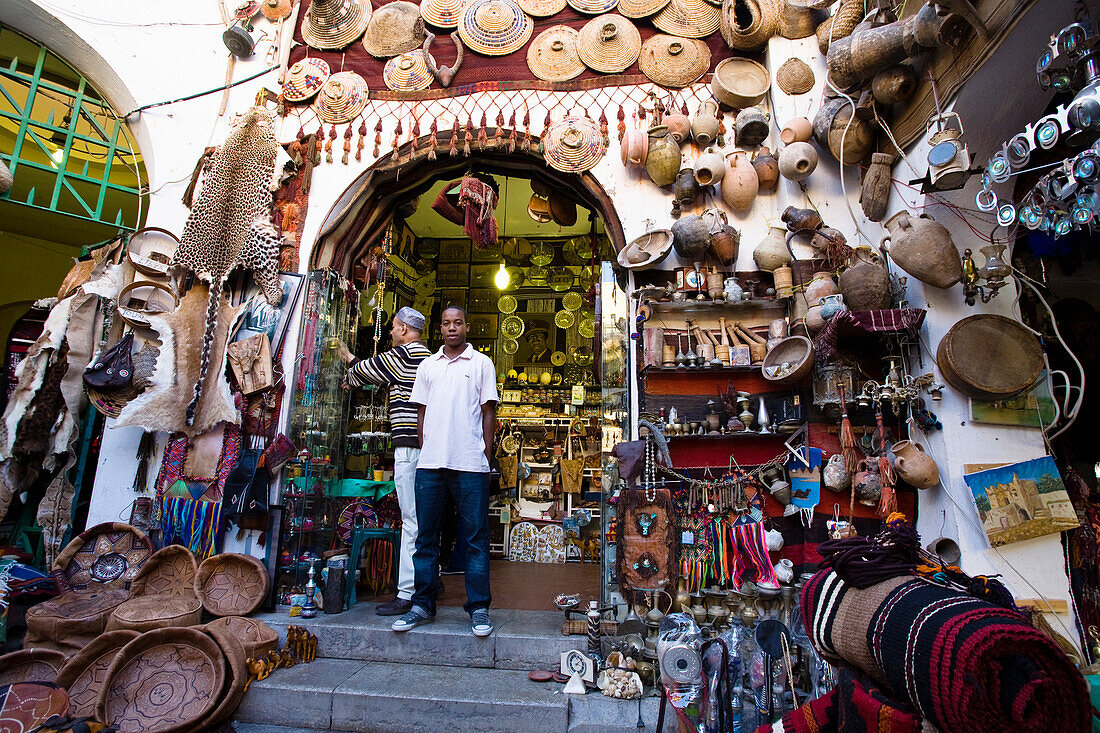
top-left (964, 457), bottom-right (1079, 547)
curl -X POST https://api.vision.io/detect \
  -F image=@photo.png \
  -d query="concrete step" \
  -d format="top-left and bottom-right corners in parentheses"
top-left (234, 658), bottom-right (677, 733)
top-left (251, 605), bottom-right (578, 670)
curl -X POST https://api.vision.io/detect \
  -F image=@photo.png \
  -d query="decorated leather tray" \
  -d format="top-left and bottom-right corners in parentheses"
top-left (0, 683), bottom-right (70, 728)
top-left (97, 627), bottom-right (226, 733)
top-left (55, 630), bottom-right (140, 716)
top-left (195, 553), bottom-right (270, 616)
top-left (0, 648), bottom-right (68, 685)
top-left (198, 623), bottom-right (250, 731)
top-left (202, 616), bottom-right (280, 660)
top-left (130, 544), bottom-right (198, 596)
top-left (23, 587), bottom-right (133, 656)
top-left (105, 592), bottom-right (203, 633)
top-left (936, 314), bottom-right (1043, 400)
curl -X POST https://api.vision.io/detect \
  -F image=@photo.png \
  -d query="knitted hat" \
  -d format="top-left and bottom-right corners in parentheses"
top-left (396, 306), bottom-right (426, 331)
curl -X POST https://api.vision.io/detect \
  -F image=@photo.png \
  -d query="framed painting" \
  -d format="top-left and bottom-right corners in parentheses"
top-left (470, 238), bottom-right (503, 262)
top-left (436, 263), bottom-right (469, 288)
top-left (234, 271), bottom-right (305, 355)
top-left (468, 288), bottom-right (497, 313)
top-left (397, 225), bottom-right (416, 263)
top-left (964, 456), bottom-right (1079, 547)
top-left (470, 263), bottom-right (500, 289)
top-left (439, 239), bottom-right (472, 263)
top-left (439, 289), bottom-right (467, 311)
top-left (511, 312), bottom-right (557, 366)
top-left (467, 313), bottom-right (497, 339)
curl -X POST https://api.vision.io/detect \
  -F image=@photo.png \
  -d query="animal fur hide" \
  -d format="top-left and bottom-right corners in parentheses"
top-left (114, 283), bottom-right (243, 437)
top-left (617, 488), bottom-right (677, 598)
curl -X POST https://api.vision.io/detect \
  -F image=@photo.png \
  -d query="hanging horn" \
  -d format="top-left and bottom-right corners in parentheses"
top-left (423, 32), bottom-right (464, 88)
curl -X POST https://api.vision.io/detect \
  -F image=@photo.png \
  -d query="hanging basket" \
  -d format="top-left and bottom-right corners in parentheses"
top-left (458, 0), bottom-right (533, 56)
top-left (527, 25), bottom-right (586, 81)
top-left (638, 34), bottom-right (710, 88)
top-left (543, 116), bottom-right (607, 173)
top-left (420, 0), bottom-right (470, 28)
top-left (314, 71), bottom-right (369, 124)
top-left (301, 0), bottom-right (372, 50)
top-left (577, 14), bottom-right (641, 74)
top-left (384, 51), bottom-right (436, 91)
top-left (652, 0), bottom-right (720, 38)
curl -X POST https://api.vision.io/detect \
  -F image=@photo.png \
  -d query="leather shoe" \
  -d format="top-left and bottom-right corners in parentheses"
top-left (376, 597), bottom-right (413, 616)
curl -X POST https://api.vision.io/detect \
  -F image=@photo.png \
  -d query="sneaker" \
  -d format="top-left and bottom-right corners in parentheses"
top-left (471, 608), bottom-right (494, 637)
top-left (440, 567), bottom-right (465, 575)
top-left (392, 606), bottom-right (434, 632)
top-left (376, 597), bottom-right (413, 616)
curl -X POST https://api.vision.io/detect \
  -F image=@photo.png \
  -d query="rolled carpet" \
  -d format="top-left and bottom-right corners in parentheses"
top-left (756, 667), bottom-right (923, 733)
top-left (800, 570), bottom-right (1091, 733)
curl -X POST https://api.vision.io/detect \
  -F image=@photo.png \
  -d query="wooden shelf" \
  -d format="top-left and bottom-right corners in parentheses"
top-left (643, 365), bottom-right (762, 375)
top-left (666, 430), bottom-right (798, 440)
top-left (647, 298), bottom-right (787, 314)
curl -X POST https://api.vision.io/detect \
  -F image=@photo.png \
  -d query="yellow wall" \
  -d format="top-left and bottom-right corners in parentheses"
top-left (0, 230), bottom-right (80, 347)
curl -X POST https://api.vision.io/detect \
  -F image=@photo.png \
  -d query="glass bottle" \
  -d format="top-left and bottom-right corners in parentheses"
top-left (739, 607), bottom-right (763, 731)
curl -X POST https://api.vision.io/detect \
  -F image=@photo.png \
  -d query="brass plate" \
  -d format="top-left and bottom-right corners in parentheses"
top-left (562, 291), bottom-right (583, 311)
top-left (578, 316), bottom-right (595, 338)
top-left (554, 309), bottom-right (575, 329)
top-left (502, 338), bottom-right (520, 354)
top-left (551, 351), bottom-right (567, 366)
top-left (570, 344), bottom-right (593, 365)
top-left (501, 315), bottom-right (525, 339)
top-left (498, 295), bottom-right (518, 313)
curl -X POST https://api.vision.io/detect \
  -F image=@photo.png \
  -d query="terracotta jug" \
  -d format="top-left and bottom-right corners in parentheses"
top-left (721, 149), bottom-right (759, 211)
top-left (753, 146), bottom-right (779, 192)
top-left (778, 141), bottom-right (818, 181)
top-left (852, 459), bottom-right (881, 506)
top-left (672, 167), bottom-right (699, 216)
top-left (823, 453), bottom-right (850, 492)
top-left (780, 116), bottom-right (813, 144)
top-left (691, 100), bottom-right (720, 147)
top-left (671, 215), bottom-right (710, 258)
top-left (694, 148), bottom-right (726, 185)
top-left (710, 226), bottom-right (740, 266)
top-left (753, 226), bottom-right (791, 271)
top-left (621, 128), bottom-right (648, 167)
top-left (891, 440), bottom-right (939, 489)
top-left (838, 245), bottom-right (891, 309)
top-left (663, 113), bottom-right (692, 144)
top-left (881, 211), bottom-right (963, 289)
top-left (804, 271), bottom-right (839, 302)
top-left (645, 125), bottom-right (681, 188)
top-left (804, 304), bottom-right (826, 333)
top-left (735, 106), bottom-right (769, 147)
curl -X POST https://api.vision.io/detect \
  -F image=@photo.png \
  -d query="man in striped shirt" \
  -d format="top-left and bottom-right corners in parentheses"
top-left (339, 306), bottom-right (431, 616)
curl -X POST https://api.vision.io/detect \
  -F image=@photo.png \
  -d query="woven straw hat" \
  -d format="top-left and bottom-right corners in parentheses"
top-left (421, 0), bottom-right (469, 28)
top-left (527, 25), bottom-right (585, 81)
top-left (458, 0), bottom-right (533, 56)
top-left (363, 1), bottom-right (427, 57)
top-left (315, 71), bottom-right (369, 123)
top-left (543, 116), bottom-right (606, 172)
top-left (616, 0), bottom-right (670, 19)
top-left (638, 34), bottom-right (709, 88)
top-left (577, 14), bottom-right (640, 74)
top-left (282, 58), bottom-right (331, 102)
top-left (302, 0), bottom-right (371, 50)
top-left (517, 0), bottom-right (567, 17)
top-left (776, 57), bottom-right (814, 94)
top-left (384, 51), bottom-right (435, 91)
top-left (652, 0), bottom-right (720, 38)
top-left (568, 0), bottom-right (618, 14)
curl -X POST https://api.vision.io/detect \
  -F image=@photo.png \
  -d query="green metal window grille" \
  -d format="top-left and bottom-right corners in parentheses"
top-left (0, 24), bottom-right (146, 233)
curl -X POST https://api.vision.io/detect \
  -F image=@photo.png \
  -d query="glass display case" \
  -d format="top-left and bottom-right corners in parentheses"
top-left (600, 261), bottom-right (631, 606)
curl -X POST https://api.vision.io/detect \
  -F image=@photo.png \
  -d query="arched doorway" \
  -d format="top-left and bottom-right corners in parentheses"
top-left (280, 134), bottom-right (631, 611)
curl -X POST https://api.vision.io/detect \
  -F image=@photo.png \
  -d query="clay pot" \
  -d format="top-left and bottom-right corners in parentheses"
top-left (804, 271), bottom-right (839, 302)
top-left (780, 116), bottom-right (813, 144)
top-left (735, 107), bottom-right (770, 148)
top-left (819, 293), bottom-right (847, 320)
top-left (671, 215), bottom-right (711, 259)
top-left (813, 96), bottom-right (873, 163)
top-left (672, 168), bottom-right (700, 208)
top-left (839, 246), bottom-right (891, 310)
top-left (881, 211), bottom-right (963, 289)
top-left (645, 125), bottom-right (682, 188)
top-left (891, 440), bottom-right (939, 489)
top-left (781, 205), bottom-right (822, 232)
top-left (804, 304), bottom-right (826, 333)
top-left (778, 142), bottom-right (818, 181)
top-left (663, 113), bottom-right (692, 145)
top-left (753, 147), bottom-right (779, 192)
top-left (852, 460), bottom-right (881, 506)
top-left (823, 453), bottom-right (851, 492)
top-left (710, 226), bottom-right (740, 266)
top-left (872, 64), bottom-right (918, 105)
top-left (621, 128), bottom-right (648, 167)
top-left (720, 149), bottom-right (759, 212)
top-left (753, 226), bottom-right (791, 272)
top-left (691, 100), bottom-right (720, 148)
top-left (694, 149), bottom-right (726, 185)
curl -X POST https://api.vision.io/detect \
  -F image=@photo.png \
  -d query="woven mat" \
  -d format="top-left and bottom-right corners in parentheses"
top-left (288, 0), bottom-right (739, 100)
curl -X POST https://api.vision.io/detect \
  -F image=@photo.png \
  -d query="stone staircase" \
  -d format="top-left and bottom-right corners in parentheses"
top-left (233, 605), bottom-right (675, 733)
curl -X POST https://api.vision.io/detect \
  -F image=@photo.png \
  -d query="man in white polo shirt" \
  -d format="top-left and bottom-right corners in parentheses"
top-left (393, 305), bottom-right (499, 637)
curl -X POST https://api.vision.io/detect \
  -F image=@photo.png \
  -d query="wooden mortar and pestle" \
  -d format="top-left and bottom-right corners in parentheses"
top-left (734, 322), bottom-right (768, 363)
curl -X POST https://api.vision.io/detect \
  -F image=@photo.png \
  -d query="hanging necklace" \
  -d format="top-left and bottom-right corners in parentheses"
top-left (643, 436), bottom-right (657, 503)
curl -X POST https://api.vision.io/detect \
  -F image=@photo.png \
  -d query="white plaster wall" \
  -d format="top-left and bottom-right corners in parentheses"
top-left (11, 0), bottom-right (1084, 631)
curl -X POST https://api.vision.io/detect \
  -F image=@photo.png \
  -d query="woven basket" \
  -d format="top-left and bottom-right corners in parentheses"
top-left (458, 0), bottom-right (533, 56)
top-left (816, 0), bottom-right (861, 53)
top-left (130, 544), bottom-right (198, 597)
top-left (719, 0), bottom-right (778, 50)
top-left (363, 1), bottom-right (427, 57)
top-left (638, 34), bottom-right (710, 88)
top-left (775, 57), bottom-right (814, 94)
top-left (562, 619), bottom-right (620, 635)
top-left (25, 588), bottom-right (133, 656)
top-left (543, 116), bottom-right (607, 172)
top-left (527, 25), bottom-right (585, 81)
top-left (282, 58), bottom-right (331, 102)
top-left (106, 592), bottom-right (203, 633)
top-left (567, 0), bottom-right (618, 13)
top-left (97, 627), bottom-right (226, 733)
top-left (199, 624), bottom-right (249, 732)
top-left (55, 630), bottom-right (140, 717)
top-left (384, 51), bottom-right (435, 91)
top-left (203, 616), bottom-right (280, 660)
top-left (777, 0), bottom-right (819, 39)
top-left (315, 71), bottom-right (369, 124)
top-left (421, 0), bottom-right (470, 27)
top-left (195, 552), bottom-right (270, 616)
top-left (577, 14), bottom-right (641, 74)
top-left (652, 0), bottom-right (720, 38)
top-left (302, 0), bottom-right (371, 50)
top-left (518, 0), bottom-right (567, 15)
top-left (616, 0), bottom-right (670, 18)
top-left (0, 648), bottom-right (68, 685)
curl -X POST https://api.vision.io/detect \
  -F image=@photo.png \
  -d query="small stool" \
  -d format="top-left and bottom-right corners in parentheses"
top-left (345, 527), bottom-right (400, 608)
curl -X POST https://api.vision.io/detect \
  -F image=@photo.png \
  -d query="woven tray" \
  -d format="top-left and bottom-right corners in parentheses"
top-left (199, 623), bottom-right (251, 731)
top-left (203, 616), bottom-right (280, 660)
top-left (130, 544), bottom-right (198, 597)
top-left (195, 553), bottom-right (270, 616)
top-left (106, 592), bottom-right (203, 633)
top-left (25, 588), bottom-right (133, 656)
top-left (0, 648), bottom-right (68, 685)
top-left (55, 630), bottom-right (140, 717)
top-left (97, 627), bottom-right (226, 733)
top-left (936, 314), bottom-right (1043, 400)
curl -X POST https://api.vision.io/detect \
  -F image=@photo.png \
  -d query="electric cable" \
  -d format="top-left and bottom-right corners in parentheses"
top-left (124, 64), bottom-right (278, 118)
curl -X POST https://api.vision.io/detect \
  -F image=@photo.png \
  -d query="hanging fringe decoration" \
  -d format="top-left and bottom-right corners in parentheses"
top-left (538, 111), bottom-right (551, 154)
top-left (463, 115), bottom-right (473, 156)
top-left (875, 406), bottom-right (897, 516)
top-left (449, 116), bottom-right (459, 157)
top-left (428, 118), bottom-right (438, 160)
top-left (521, 109), bottom-right (532, 151)
top-left (392, 117), bottom-right (403, 159)
top-left (410, 117), bottom-right (420, 158)
top-left (313, 128), bottom-right (323, 165)
top-left (341, 124), bottom-right (352, 165)
top-left (477, 112), bottom-right (488, 151)
top-left (356, 120), bottom-right (366, 162)
top-left (837, 382), bottom-right (860, 474)
top-left (616, 104), bottom-right (626, 141)
top-left (373, 119), bottom-right (383, 158)
top-left (506, 110), bottom-right (517, 152)
top-left (494, 110), bottom-right (505, 147)
top-left (680, 100), bottom-right (689, 116)
top-left (132, 431), bottom-right (155, 493)
top-left (325, 124), bottom-right (337, 164)
top-left (598, 109), bottom-right (609, 147)
top-left (300, 133), bottom-right (316, 193)
top-left (160, 496), bottom-right (224, 560)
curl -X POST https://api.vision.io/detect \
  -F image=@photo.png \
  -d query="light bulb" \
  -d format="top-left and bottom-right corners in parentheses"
top-left (494, 263), bottom-right (510, 290)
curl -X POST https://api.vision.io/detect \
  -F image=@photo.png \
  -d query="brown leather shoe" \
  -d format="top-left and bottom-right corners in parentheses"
top-left (376, 597), bottom-right (413, 616)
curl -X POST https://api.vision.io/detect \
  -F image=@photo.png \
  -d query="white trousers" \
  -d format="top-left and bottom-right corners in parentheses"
top-left (393, 446), bottom-right (420, 600)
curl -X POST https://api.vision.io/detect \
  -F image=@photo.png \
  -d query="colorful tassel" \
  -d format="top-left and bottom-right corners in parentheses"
top-left (356, 120), bottom-right (366, 162)
top-left (875, 407), bottom-right (897, 516)
top-left (463, 115), bottom-right (472, 156)
top-left (411, 118), bottom-right (420, 157)
top-left (373, 119), bottom-right (383, 158)
top-left (449, 117), bottom-right (459, 157)
top-left (494, 111), bottom-right (505, 146)
top-left (522, 109), bottom-right (532, 151)
top-left (837, 382), bottom-right (860, 474)
top-left (325, 125), bottom-right (337, 164)
top-left (477, 112), bottom-right (488, 150)
top-left (616, 104), bottom-right (626, 141)
top-left (341, 124), bottom-right (352, 165)
top-left (393, 117), bottom-right (403, 158)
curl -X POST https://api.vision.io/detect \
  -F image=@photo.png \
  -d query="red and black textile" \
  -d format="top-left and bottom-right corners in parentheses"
top-left (757, 668), bottom-right (923, 733)
top-left (800, 570), bottom-right (1091, 733)
top-left (288, 0), bottom-right (738, 99)
top-left (814, 309), bottom-right (926, 361)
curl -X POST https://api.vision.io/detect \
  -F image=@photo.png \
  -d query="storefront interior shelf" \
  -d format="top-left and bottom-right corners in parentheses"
top-left (642, 365), bottom-right (762, 375)
top-left (666, 429), bottom-right (803, 440)
top-left (646, 299), bottom-right (787, 314)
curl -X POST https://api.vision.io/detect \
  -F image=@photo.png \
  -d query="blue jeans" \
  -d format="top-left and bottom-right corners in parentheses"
top-left (411, 468), bottom-right (491, 616)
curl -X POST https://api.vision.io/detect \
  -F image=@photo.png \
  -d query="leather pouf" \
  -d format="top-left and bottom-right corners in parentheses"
top-left (105, 592), bottom-right (203, 633)
top-left (25, 588), bottom-right (132, 656)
